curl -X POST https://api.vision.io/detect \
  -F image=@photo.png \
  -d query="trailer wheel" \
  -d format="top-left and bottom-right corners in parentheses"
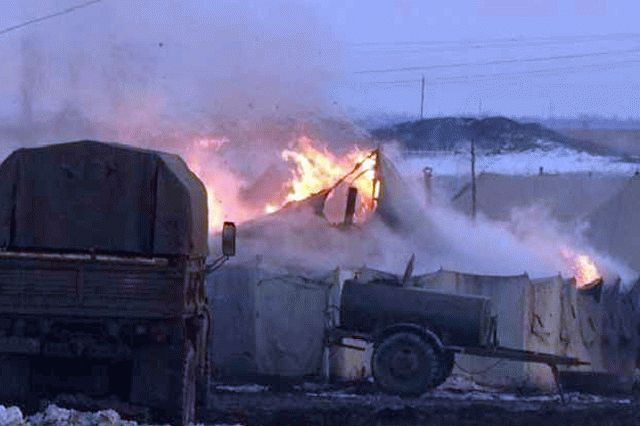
top-left (372, 332), bottom-right (442, 396)
top-left (432, 350), bottom-right (454, 387)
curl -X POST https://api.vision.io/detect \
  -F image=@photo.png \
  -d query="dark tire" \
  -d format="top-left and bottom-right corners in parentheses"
top-left (432, 350), bottom-right (454, 388)
top-left (372, 332), bottom-right (442, 396)
top-left (180, 344), bottom-right (197, 426)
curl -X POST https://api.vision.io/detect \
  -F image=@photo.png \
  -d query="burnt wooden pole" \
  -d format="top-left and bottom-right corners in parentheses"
top-left (471, 138), bottom-right (477, 220)
top-left (343, 187), bottom-right (358, 226)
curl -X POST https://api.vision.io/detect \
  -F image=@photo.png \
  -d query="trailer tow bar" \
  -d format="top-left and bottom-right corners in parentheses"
top-left (446, 346), bottom-right (589, 404)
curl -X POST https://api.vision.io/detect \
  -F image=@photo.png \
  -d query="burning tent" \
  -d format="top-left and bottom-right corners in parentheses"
top-left (207, 144), bottom-right (640, 390)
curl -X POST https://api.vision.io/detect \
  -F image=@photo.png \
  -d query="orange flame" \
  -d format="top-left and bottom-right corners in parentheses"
top-left (270, 136), bottom-right (378, 221)
top-left (184, 135), bottom-right (378, 234)
top-left (561, 248), bottom-right (601, 288)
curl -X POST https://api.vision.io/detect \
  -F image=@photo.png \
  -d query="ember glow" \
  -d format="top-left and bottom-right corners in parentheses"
top-left (270, 136), bottom-right (378, 220)
top-left (561, 248), bottom-right (601, 288)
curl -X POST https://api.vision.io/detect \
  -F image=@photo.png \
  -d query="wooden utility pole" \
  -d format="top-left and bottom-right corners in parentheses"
top-left (471, 138), bottom-right (477, 220)
top-left (420, 75), bottom-right (425, 119)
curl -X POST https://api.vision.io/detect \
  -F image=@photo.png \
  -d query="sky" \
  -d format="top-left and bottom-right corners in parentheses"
top-left (318, 0), bottom-right (640, 119)
top-left (0, 0), bottom-right (639, 123)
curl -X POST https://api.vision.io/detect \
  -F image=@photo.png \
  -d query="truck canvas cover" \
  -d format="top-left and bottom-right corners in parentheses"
top-left (0, 141), bottom-right (208, 256)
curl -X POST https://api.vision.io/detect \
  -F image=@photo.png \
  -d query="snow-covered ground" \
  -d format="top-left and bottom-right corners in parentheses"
top-left (0, 405), bottom-right (139, 426)
top-left (400, 147), bottom-right (640, 176)
top-left (0, 404), bottom-right (239, 426)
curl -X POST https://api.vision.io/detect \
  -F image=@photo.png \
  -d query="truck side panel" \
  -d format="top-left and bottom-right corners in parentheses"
top-left (0, 255), bottom-right (201, 319)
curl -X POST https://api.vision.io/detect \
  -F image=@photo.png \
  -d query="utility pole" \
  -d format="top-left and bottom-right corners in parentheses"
top-left (420, 75), bottom-right (425, 120)
top-left (471, 138), bottom-right (477, 220)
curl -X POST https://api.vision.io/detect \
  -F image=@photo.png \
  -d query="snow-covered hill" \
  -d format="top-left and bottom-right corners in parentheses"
top-left (373, 116), bottom-right (640, 176)
top-left (372, 116), bottom-right (624, 157)
top-left (401, 147), bottom-right (640, 177)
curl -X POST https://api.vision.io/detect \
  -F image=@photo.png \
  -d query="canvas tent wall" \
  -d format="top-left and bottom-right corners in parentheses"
top-left (207, 262), bottom-right (337, 379)
top-left (441, 173), bottom-right (628, 223)
top-left (414, 269), bottom-right (545, 388)
top-left (412, 270), bottom-right (639, 391)
top-left (0, 141), bottom-right (208, 256)
top-left (586, 176), bottom-right (640, 271)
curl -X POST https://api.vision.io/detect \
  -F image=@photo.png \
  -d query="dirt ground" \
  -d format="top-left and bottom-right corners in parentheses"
top-left (203, 379), bottom-right (640, 426)
top-left (6, 377), bottom-right (638, 425)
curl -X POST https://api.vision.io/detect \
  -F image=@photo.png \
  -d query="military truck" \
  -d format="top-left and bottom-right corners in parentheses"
top-left (0, 141), bottom-right (234, 425)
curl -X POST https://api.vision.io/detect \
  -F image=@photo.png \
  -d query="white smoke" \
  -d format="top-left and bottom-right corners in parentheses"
top-left (229, 149), bottom-right (638, 289)
top-left (0, 1), bottom-right (343, 153)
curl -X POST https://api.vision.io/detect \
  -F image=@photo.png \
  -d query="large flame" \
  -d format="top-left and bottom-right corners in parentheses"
top-left (271, 136), bottom-right (378, 221)
top-left (185, 135), bottom-right (378, 233)
top-left (561, 248), bottom-right (601, 288)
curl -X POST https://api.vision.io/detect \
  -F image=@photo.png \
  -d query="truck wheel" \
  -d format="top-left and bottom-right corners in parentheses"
top-left (372, 332), bottom-right (441, 396)
top-left (180, 344), bottom-right (197, 426)
top-left (432, 350), bottom-right (454, 387)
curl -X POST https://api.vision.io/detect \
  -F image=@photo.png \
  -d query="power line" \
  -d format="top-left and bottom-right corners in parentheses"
top-left (354, 41), bottom-right (640, 57)
top-left (345, 58), bottom-right (640, 89)
top-left (352, 33), bottom-right (640, 55)
top-left (350, 32), bottom-right (640, 48)
top-left (0, 0), bottom-right (102, 37)
top-left (355, 47), bottom-right (640, 74)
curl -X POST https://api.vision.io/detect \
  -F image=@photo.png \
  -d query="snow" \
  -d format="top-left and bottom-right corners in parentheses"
top-left (23, 405), bottom-right (138, 426)
top-left (400, 147), bottom-right (640, 177)
top-left (0, 405), bottom-right (24, 426)
top-left (429, 375), bottom-right (633, 405)
top-left (0, 404), bottom-right (240, 426)
top-left (212, 384), bottom-right (269, 393)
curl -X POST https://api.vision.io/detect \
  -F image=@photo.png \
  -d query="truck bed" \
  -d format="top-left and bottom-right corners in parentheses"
top-left (0, 251), bottom-right (202, 319)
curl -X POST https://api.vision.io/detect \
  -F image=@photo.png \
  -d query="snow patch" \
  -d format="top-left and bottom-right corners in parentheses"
top-left (400, 148), bottom-right (640, 177)
top-left (0, 405), bottom-right (25, 426)
top-left (213, 384), bottom-right (269, 393)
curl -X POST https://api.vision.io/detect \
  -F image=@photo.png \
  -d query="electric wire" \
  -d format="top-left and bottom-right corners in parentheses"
top-left (355, 47), bottom-right (640, 74)
top-left (345, 58), bottom-right (640, 89)
top-left (350, 33), bottom-right (640, 48)
top-left (0, 0), bottom-right (101, 37)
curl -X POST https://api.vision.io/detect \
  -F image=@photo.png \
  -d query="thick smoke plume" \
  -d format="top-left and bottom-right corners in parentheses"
top-left (0, 1), bottom-right (352, 228)
top-left (233, 148), bottom-right (637, 288)
top-left (1, 2), bottom-right (635, 287)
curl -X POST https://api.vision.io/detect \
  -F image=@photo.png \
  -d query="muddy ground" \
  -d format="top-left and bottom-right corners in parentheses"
top-left (203, 379), bottom-right (640, 426)
top-left (5, 377), bottom-right (638, 425)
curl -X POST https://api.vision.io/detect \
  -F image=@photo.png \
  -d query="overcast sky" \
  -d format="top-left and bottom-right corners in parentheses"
top-left (1, 0), bottom-right (639, 122)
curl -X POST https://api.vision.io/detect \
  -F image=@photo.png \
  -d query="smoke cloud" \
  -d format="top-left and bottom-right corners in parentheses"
top-left (0, 1), bottom-right (354, 229)
top-left (0, 1), bottom-right (343, 152)
top-left (1, 2), bottom-right (635, 287)
top-left (232, 149), bottom-right (637, 288)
